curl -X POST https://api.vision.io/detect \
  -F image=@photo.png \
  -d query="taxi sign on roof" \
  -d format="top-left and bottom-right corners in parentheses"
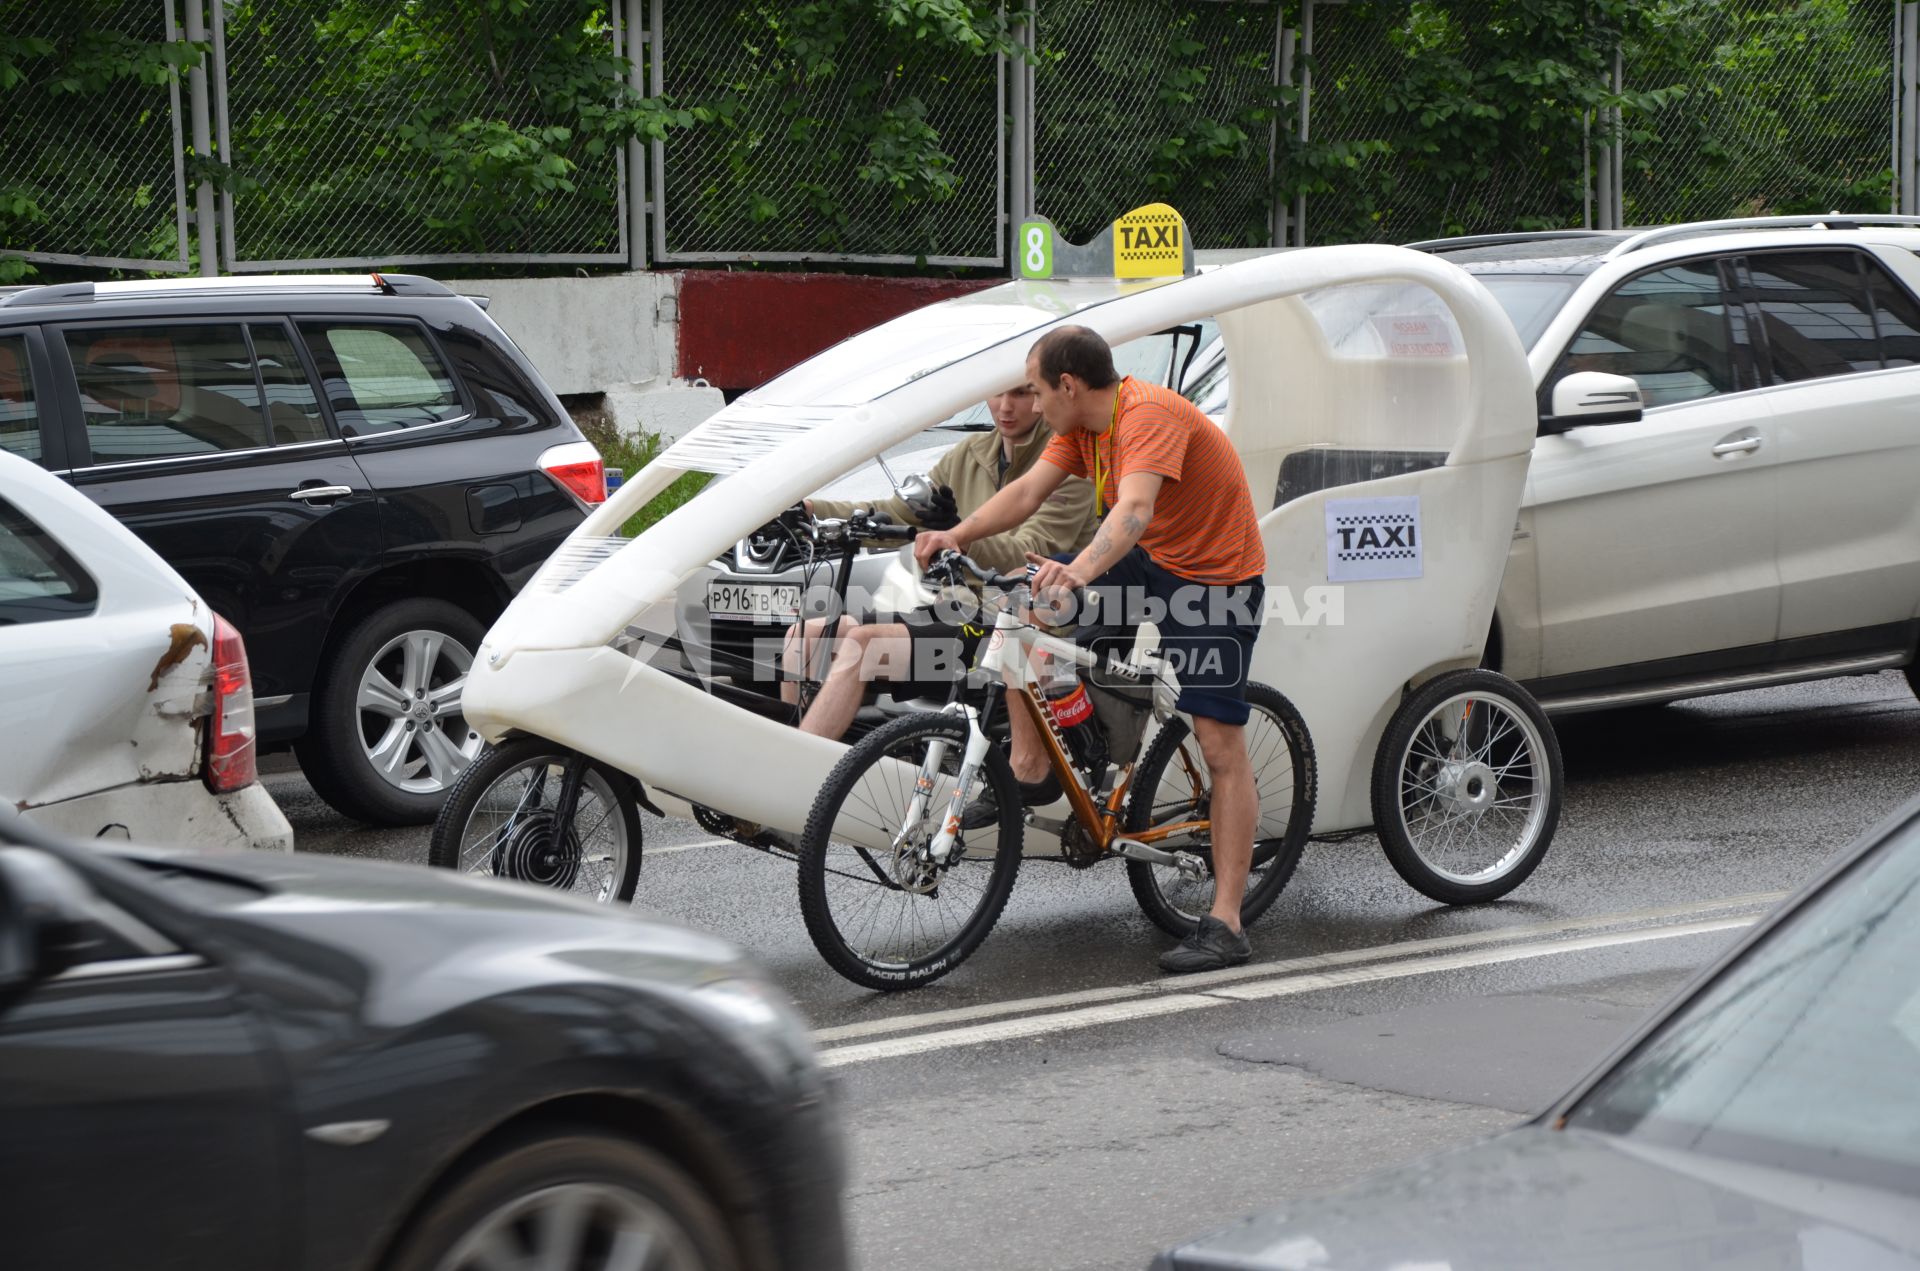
top-left (1016, 203), bottom-right (1194, 281)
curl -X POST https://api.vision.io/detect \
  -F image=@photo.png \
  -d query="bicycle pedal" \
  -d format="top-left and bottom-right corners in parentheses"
top-left (1111, 837), bottom-right (1203, 879)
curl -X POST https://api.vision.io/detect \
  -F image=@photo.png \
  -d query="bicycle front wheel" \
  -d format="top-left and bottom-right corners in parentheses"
top-left (798, 713), bottom-right (1023, 991)
top-left (1124, 682), bottom-right (1316, 937)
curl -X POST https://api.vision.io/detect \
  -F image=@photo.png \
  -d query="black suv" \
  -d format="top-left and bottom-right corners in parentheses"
top-left (0, 274), bottom-right (598, 825)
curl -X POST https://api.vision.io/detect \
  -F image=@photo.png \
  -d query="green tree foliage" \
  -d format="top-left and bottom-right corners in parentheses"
top-left (0, 11), bottom-right (207, 281)
top-left (1300, 0), bottom-right (1894, 243)
top-left (1622, 0), bottom-right (1895, 221)
top-left (1298, 0), bottom-right (1683, 241)
top-left (1030, 0), bottom-right (1282, 248)
top-left (654, 0), bottom-right (1014, 260)
top-left (0, 0), bottom-right (1905, 275)
top-left (222, 0), bottom-right (704, 259)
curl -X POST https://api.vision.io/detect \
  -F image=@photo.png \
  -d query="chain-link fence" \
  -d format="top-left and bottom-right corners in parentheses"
top-left (0, 0), bottom-right (191, 272)
top-left (651, 0), bottom-right (1005, 265)
top-left (1306, 0), bottom-right (1590, 244)
top-left (218, 0), bottom-right (629, 269)
top-left (6, 1), bottom-right (1918, 278)
top-left (1033, 0), bottom-right (1283, 250)
top-left (1622, 0), bottom-right (1896, 223)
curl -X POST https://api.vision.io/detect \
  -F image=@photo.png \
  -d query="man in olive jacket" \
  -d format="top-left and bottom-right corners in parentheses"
top-left (783, 386), bottom-right (1096, 739)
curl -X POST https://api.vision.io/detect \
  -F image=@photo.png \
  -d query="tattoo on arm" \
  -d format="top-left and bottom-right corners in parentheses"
top-left (1086, 524), bottom-right (1116, 568)
top-left (1083, 509), bottom-right (1148, 574)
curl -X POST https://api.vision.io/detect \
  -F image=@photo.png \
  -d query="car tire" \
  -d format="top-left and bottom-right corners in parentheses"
top-left (386, 1131), bottom-right (742, 1271)
top-left (295, 598), bottom-right (488, 826)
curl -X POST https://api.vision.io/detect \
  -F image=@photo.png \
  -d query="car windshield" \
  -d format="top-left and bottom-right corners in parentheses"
top-left (765, 324), bottom-right (1216, 505)
top-left (1474, 274), bottom-right (1583, 350)
top-left (1567, 816), bottom-right (1920, 1195)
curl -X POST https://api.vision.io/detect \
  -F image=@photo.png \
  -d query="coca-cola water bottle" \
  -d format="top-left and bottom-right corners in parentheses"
top-left (1038, 654), bottom-right (1106, 775)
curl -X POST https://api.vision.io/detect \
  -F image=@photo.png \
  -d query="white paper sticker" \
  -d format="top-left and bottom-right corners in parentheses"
top-left (1370, 314), bottom-right (1455, 357)
top-left (1327, 496), bottom-right (1423, 582)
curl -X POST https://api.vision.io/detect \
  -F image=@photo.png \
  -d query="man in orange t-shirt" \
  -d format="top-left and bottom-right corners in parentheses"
top-left (916, 325), bottom-right (1268, 973)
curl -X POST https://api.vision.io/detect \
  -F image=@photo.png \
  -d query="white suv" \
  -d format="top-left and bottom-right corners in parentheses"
top-left (0, 450), bottom-right (292, 850)
top-left (1192, 215), bottom-right (1920, 711)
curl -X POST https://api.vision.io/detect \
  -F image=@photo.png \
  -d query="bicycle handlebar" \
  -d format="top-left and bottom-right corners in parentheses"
top-left (925, 549), bottom-right (1034, 594)
top-left (809, 508), bottom-right (918, 547)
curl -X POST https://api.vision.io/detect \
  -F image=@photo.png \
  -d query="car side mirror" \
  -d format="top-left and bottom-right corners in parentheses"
top-left (0, 847), bottom-right (102, 990)
top-left (1540, 372), bottom-right (1645, 435)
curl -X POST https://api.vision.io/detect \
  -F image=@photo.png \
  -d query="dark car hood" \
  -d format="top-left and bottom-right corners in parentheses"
top-left (107, 845), bottom-right (750, 993)
top-left (1162, 1127), bottom-right (1920, 1271)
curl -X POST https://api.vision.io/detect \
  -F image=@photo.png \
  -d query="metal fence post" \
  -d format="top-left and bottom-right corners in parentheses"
top-left (212, 0), bottom-right (234, 270)
top-left (649, 0), bottom-right (668, 265)
top-left (1008, 7), bottom-right (1028, 241)
top-left (1018, 7), bottom-right (1037, 231)
top-left (625, 0), bottom-right (649, 270)
top-left (1582, 108), bottom-right (1592, 229)
top-left (1901, 1), bottom-right (1919, 215)
top-left (183, 0), bottom-right (217, 275)
top-left (1597, 49), bottom-right (1612, 231)
top-left (1295, 0), bottom-right (1313, 247)
top-left (1272, 15), bottom-right (1292, 248)
top-left (1894, 0), bottom-right (1904, 214)
top-left (1611, 46), bottom-right (1625, 227)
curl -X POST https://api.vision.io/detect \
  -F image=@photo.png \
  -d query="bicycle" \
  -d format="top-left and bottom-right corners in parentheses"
top-left (797, 549), bottom-right (1317, 990)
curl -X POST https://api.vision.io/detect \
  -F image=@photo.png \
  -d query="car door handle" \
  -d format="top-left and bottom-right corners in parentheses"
top-left (288, 484), bottom-right (353, 502)
top-left (1710, 437), bottom-right (1762, 457)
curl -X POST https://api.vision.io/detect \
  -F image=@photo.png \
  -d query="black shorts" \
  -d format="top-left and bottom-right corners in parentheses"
top-left (855, 600), bottom-right (991, 701)
top-left (1073, 548), bottom-right (1264, 726)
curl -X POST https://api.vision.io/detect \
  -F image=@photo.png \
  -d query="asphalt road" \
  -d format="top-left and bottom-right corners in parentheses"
top-left (271, 670), bottom-right (1920, 1271)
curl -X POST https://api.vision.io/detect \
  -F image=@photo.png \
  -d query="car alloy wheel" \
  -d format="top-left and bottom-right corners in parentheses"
top-left (357, 627), bottom-right (485, 796)
top-left (435, 1182), bottom-right (709, 1271)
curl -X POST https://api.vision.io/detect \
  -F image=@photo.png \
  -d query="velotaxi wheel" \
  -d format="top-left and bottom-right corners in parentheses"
top-left (1370, 669), bottom-right (1561, 905)
top-left (429, 736), bottom-right (642, 904)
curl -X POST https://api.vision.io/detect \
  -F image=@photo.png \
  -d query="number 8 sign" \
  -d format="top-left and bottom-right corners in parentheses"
top-left (1019, 220), bottom-right (1054, 279)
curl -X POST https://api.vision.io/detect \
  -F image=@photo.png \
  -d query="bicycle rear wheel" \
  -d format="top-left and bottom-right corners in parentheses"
top-left (797, 712), bottom-right (1023, 991)
top-left (1124, 682), bottom-right (1316, 937)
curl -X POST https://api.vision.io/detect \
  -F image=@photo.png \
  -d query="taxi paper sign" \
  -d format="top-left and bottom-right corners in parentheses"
top-left (1017, 204), bottom-right (1194, 280)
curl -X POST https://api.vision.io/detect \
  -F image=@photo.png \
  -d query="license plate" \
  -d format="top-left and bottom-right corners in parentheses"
top-left (706, 581), bottom-right (800, 620)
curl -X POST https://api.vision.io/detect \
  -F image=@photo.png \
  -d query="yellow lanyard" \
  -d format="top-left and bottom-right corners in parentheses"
top-left (1092, 391), bottom-right (1119, 517)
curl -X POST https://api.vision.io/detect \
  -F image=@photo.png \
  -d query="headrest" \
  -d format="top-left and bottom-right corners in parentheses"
top-left (1619, 298), bottom-right (1731, 360)
top-left (91, 362), bottom-right (163, 402)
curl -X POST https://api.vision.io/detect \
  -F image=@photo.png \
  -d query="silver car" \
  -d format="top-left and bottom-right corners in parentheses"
top-left (1155, 795), bottom-right (1920, 1270)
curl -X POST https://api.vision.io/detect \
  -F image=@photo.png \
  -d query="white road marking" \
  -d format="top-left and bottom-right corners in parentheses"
top-left (813, 984), bottom-right (1149, 1043)
top-left (815, 914), bottom-right (1757, 1067)
top-left (809, 891), bottom-right (1785, 1045)
top-left (821, 993), bottom-right (1231, 1067)
top-left (1206, 916), bottom-right (1753, 1001)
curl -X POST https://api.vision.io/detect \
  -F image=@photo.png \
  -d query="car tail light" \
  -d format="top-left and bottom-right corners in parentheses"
top-left (205, 614), bottom-right (257, 794)
top-left (540, 440), bottom-right (607, 506)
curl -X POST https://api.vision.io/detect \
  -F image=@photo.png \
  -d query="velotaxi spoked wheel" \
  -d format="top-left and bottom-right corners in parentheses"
top-left (1124, 681), bottom-right (1317, 937)
top-left (1370, 669), bottom-right (1562, 905)
top-left (798, 712), bottom-right (1023, 991)
top-left (429, 735), bottom-right (643, 904)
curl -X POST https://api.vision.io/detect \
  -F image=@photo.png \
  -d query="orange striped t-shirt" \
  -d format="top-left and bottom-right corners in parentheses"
top-left (1041, 377), bottom-right (1265, 585)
